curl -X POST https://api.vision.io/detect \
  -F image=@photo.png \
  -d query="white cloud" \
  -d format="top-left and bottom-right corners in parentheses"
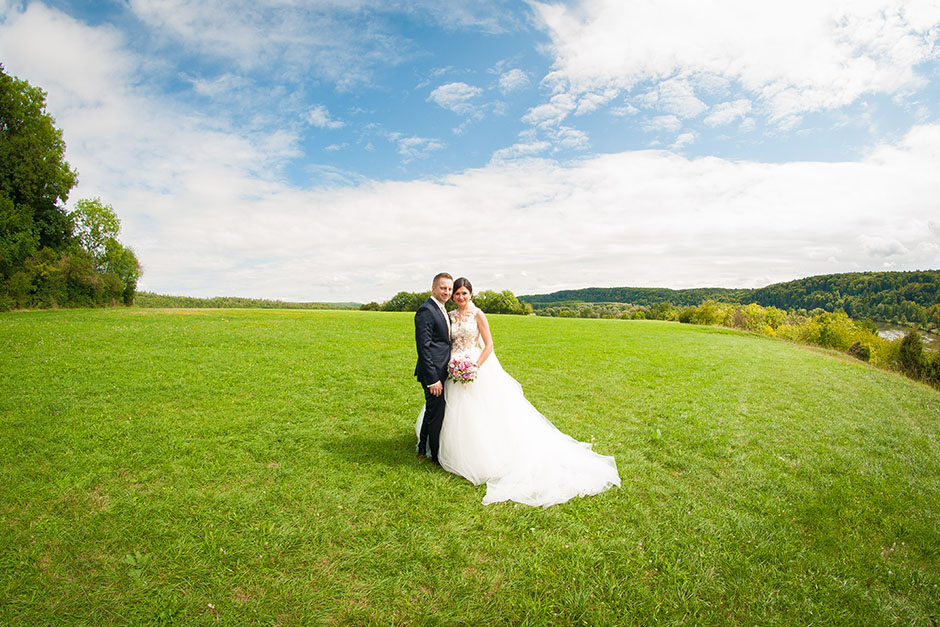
top-left (184, 72), bottom-right (250, 97)
top-left (499, 68), bottom-right (530, 93)
top-left (5, 0), bottom-right (940, 303)
top-left (308, 104), bottom-right (345, 129)
top-left (704, 99), bottom-right (753, 127)
top-left (671, 132), bottom-right (696, 150)
top-left (643, 115), bottom-right (682, 133)
top-left (637, 78), bottom-right (707, 118)
top-left (552, 126), bottom-right (590, 151)
top-left (610, 103), bottom-right (639, 117)
top-left (490, 140), bottom-right (552, 162)
top-left (858, 235), bottom-right (908, 257)
top-left (531, 0), bottom-right (940, 126)
top-left (387, 132), bottom-right (446, 161)
top-left (573, 88), bottom-right (620, 116)
top-left (522, 93), bottom-right (577, 127)
top-left (122, 0), bottom-right (519, 90)
top-left (427, 81), bottom-right (483, 115)
top-left (118, 118), bottom-right (940, 299)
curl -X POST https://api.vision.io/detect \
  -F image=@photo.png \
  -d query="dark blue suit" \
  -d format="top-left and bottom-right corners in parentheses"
top-left (414, 298), bottom-right (451, 461)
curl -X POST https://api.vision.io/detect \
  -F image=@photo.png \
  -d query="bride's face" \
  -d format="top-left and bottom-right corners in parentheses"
top-left (453, 286), bottom-right (472, 307)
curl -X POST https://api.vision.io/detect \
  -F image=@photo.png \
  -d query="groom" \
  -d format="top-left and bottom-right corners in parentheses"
top-left (414, 272), bottom-right (453, 464)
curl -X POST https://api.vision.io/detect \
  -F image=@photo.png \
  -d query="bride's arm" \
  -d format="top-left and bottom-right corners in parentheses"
top-left (475, 309), bottom-right (494, 367)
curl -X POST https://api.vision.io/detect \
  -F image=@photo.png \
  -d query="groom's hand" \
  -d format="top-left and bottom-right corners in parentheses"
top-left (428, 381), bottom-right (443, 397)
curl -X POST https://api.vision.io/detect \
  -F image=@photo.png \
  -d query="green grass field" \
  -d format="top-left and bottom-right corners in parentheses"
top-left (1, 308), bottom-right (938, 625)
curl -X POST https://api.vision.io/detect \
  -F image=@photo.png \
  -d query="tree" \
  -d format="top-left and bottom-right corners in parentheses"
top-left (898, 330), bottom-right (927, 380)
top-left (1, 65), bottom-right (78, 308)
top-left (70, 198), bottom-right (140, 304)
top-left (104, 238), bottom-right (141, 305)
top-left (0, 67), bottom-right (140, 309)
top-left (381, 290), bottom-right (430, 312)
top-left (0, 65), bottom-right (78, 268)
top-left (474, 290), bottom-right (531, 315)
top-left (71, 198), bottom-right (120, 268)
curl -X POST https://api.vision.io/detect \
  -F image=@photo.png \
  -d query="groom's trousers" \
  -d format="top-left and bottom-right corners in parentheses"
top-left (419, 387), bottom-right (446, 462)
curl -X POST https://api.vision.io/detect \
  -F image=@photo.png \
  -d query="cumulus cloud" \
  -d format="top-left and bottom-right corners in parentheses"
top-left (123, 0), bottom-right (520, 89)
top-left (643, 115), bottom-right (682, 133)
top-left (522, 93), bottom-right (577, 127)
top-left (531, 0), bottom-right (940, 126)
top-left (5, 1), bottom-right (940, 302)
top-left (490, 140), bottom-right (552, 162)
top-left (184, 72), bottom-right (250, 97)
top-left (308, 104), bottom-right (345, 129)
top-left (858, 235), bottom-right (908, 258)
top-left (498, 68), bottom-right (530, 93)
top-left (610, 103), bottom-right (640, 117)
top-left (427, 81), bottom-right (483, 115)
top-left (704, 99), bottom-right (753, 127)
top-left (637, 78), bottom-right (707, 119)
top-left (672, 132), bottom-right (696, 150)
top-left (386, 132), bottom-right (446, 161)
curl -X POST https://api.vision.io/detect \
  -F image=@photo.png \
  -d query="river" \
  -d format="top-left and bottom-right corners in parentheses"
top-left (876, 323), bottom-right (938, 350)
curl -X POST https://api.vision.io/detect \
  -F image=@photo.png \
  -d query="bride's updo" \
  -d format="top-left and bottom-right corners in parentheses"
top-left (453, 277), bottom-right (473, 294)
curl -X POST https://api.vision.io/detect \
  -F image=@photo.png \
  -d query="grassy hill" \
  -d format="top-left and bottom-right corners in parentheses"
top-left (1, 309), bottom-right (938, 625)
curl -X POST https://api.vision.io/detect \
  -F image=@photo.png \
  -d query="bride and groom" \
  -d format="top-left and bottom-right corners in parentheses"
top-left (414, 272), bottom-right (621, 507)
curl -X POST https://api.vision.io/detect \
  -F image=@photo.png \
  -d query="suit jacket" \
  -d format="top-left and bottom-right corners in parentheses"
top-left (414, 298), bottom-right (452, 386)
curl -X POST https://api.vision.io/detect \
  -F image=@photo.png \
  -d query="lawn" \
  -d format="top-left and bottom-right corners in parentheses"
top-left (1, 308), bottom-right (938, 625)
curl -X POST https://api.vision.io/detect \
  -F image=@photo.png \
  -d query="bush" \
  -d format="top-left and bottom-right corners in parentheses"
top-left (898, 330), bottom-right (927, 379)
top-left (925, 351), bottom-right (940, 387)
top-left (848, 341), bottom-right (871, 362)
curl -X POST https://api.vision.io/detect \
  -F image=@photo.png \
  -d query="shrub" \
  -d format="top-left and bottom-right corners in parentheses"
top-left (925, 351), bottom-right (940, 387)
top-left (848, 341), bottom-right (871, 362)
top-left (898, 330), bottom-right (927, 379)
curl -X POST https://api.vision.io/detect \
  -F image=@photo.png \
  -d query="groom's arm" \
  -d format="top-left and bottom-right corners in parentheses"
top-left (415, 307), bottom-right (441, 390)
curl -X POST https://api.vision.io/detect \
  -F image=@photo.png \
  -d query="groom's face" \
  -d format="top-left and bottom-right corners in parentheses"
top-left (432, 278), bottom-right (453, 303)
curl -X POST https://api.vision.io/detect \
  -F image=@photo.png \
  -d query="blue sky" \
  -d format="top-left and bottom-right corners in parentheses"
top-left (2, 0), bottom-right (940, 301)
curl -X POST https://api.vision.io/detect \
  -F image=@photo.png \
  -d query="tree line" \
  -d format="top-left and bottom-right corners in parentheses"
top-left (1, 66), bottom-right (140, 311)
top-left (361, 289), bottom-right (533, 315)
top-left (135, 292), bottom-right (357, 310)
top-left (520, 270), bottom-right (940, 332)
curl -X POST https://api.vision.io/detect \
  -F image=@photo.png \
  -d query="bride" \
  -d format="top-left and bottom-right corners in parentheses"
top-left (416, 277), bottom-right (620, 507)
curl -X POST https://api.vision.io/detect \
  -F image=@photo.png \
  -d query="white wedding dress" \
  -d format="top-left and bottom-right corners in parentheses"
top-left (415, 305), bottom-right (621, 507)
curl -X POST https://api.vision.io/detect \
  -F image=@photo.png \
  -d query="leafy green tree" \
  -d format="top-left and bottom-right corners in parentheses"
top-left (474, 290), bottom-right (531, 315)
top-left (71, 198), bottom-right (120, 267)
top-left (898, 330), bottom-right (927, 380)
top-left (0, 68), bottom-right (141, 310)
top-left (70, 198), bottom-right (141, 305)
top-left (381, 290), bottom-right (431, 312)
top-left (104, 238), bottom-right (141, 305)
top-left (1, 65), bottom-right (78, 288)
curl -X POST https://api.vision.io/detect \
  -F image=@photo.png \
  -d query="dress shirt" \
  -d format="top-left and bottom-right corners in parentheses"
top-left (433, 297), bottom-right (451, 337)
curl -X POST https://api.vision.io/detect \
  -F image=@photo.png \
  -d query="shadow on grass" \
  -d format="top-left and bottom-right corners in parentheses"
top-left (322, 430), bottom-right (419, 467)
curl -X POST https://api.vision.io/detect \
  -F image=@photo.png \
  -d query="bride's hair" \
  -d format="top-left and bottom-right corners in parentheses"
top-left (453, 277), bottom-right (473, 295)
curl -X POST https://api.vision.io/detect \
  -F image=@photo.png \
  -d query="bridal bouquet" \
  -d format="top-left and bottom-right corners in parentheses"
top-left (448, 357), bottom-right (478, 384)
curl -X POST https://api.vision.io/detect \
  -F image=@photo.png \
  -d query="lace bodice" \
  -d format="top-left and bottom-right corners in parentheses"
top-left (450, 305), bottom-right (483, 357)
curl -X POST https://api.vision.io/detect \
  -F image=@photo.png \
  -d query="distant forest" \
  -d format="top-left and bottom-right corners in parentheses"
top-left (520, 270), bottom-right (940, 327)
top-left (134, 292), bottom-right (358, 310)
